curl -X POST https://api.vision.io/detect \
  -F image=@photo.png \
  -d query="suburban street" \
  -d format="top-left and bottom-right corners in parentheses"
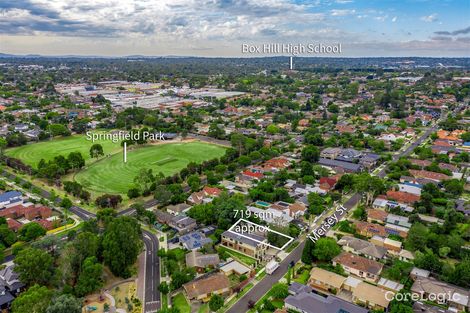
top-left (142, 229), bottom-right (161, 313)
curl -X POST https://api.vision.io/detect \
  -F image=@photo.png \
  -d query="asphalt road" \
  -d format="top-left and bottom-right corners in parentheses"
top-left (142, 229), bottom-right (161, 313)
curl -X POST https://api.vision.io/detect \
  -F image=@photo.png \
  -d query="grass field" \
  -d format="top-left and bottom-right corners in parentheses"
top-left (74, 142), bottom-right (226, 194)
top-left (5, 133), bottom-right (121, 167)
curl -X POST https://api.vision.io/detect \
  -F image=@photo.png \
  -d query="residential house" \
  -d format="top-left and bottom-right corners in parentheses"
top-left (352, 282), bottom-right (392, 310)
top-left (220, 260), bottom-right (251, 276)
top-left (366, 209), bottom-right (388, 224)
top-left (185, 251), bottom-right (220, 270)
top-left (411, 277), bottom-right (470, 311)
top-left (155, 210), bottom-right (197, 234)
top-left (183, 273), bottom-right (230, 301)
top-left (0, 191), bottom-right (22, 208)
top-left (337, 236), bottom-right (387, 260)
top-left (398, 183), bottom-right (422, 196)
top-left (167, 203), bottom-right (192, 216)
top-left (0, 265), bottom-right (25, 310)
top-left (385, 190), bottom-right (420, 204)
top-left (285, 283), bottom-right (369, 313)
top-left (332, 252), bottom-right (383, 283)
top-left (378, 278), bottom-right (404, 293)
top-left (371, 236), bottom-right (403, 253)
top-left (247, 206), bottom-right (293, 226)
top-left (319, 177), bottom-right (339, 191)
top-left (187, 186), bottom-right (222, 205)
top-left (221, 231), bottom-right (267, 261)
top-left (409, 169), bottom-right (451, 183)
top-left (236, 170), bottom-right (264, 185)
top-left (318, 158), bottom-right (363, 173)
top-left (410, 268), bottom-right (430, 280)
top-left (170, 215), bottom-right (197, 234)
top-left (386, 214), bottom-right (412, 228)
top-left (372, 197), bottom-right (414, 213)
top-left (308, 267), bottom-right (346, 293)
top-left (320, 148), bottom-right (342, 159)
top-left (359, 153), bottom-right (381, 169)
top-left (6, 219), bottom-right (21, 232)
top-left (179, 231), bottom-right (213, 251)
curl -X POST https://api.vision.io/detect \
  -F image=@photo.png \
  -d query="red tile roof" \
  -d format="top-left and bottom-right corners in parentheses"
top-left (385, 190), bottom-right (421, 204)
top-left (242, 170), bottom-right (264, 179)
top-left (409, 169), bottom-right (450, 182)
top-left (367, 209), bottom-right (388, 222)
top-left (203, 186), bottom-right (222, 197)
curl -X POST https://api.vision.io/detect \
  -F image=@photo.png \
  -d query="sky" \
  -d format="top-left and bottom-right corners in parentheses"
top-left (0, 0), bottom-right (469, 57)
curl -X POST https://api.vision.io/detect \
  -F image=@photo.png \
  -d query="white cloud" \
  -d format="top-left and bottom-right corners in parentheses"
top-left (420, 13), bottom-right (438, 22)
top-left (374, 15), bottom-right (388, 22)
top-left (330, 9), bottom-right (356, 16)
top-left (391, 16), bottom-right (397, 22)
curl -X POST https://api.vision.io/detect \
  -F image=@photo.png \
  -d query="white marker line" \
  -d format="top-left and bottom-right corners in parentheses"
top-left (227, 218), bottom-right (294, 251)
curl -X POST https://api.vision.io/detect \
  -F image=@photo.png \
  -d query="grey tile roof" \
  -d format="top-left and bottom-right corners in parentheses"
top-left (285, 289), bottom-right (369, 313)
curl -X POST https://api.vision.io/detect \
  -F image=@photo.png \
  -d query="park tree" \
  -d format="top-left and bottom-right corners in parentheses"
top-left (209, 294), bottom-right (224, 312)
top-left (313, 238), bottom-right (341, 262)
top-left (12, 284), bottom-right (53, 313)
top-left (75, 256), bottom-right (104, 296)
top-left (46, 294), bottom-right (81, 313)
top-left (102, 216), bottom-right (143, 277)
top-left (133, 168), bottom-right (154, 194)
top-left (14, 247), bottom-right (54, 286)
top-left (71, 232), bottom-right (100, 273)
top-left (67, 152), bottom-right (85, 170)
top-left (89, 143), bottom-right (104, 159)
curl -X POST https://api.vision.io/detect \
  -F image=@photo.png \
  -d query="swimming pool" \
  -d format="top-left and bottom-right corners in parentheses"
top-left (255, 200), bottom-right (270, 207)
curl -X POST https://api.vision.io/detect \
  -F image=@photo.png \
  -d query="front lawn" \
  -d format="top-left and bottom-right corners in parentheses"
top-left (172, 293), bottom-right (190, 313)
top-left (217, 246), bottom-right (256, 266)
top-left (294, 269), bottom-right (310, 284)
